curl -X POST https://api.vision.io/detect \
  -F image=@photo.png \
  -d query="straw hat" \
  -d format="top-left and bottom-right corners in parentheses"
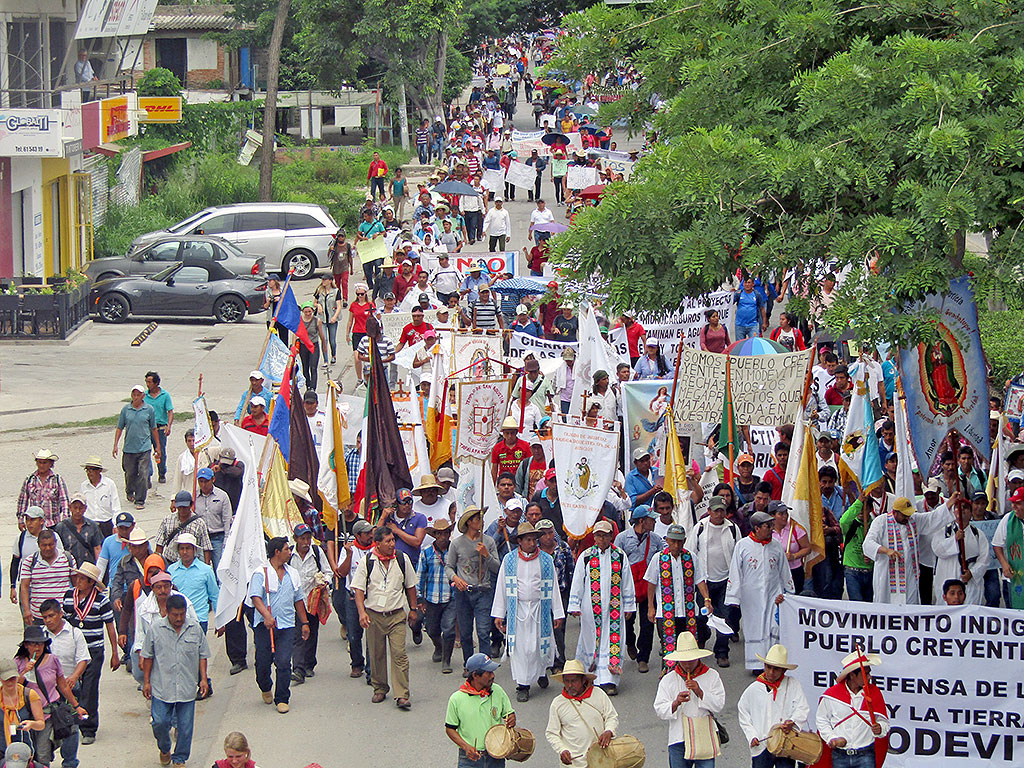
top-left (82, 455), bottom-right (105, 470)
top-left (288, 478), bottom-right (313, 503)
top-left (34, 448), bottom-right (58, 461)
top-left (664, 633), bottom-right (713, 663)
top-left (458, 506), bottom-right (486, 533)
top-left (516, 521), bottom-right (539, 537)
top-left (500, 416), bottom-right (520, 431)
top-left (837, 651), bottom-right (881, 681)
top-left (756, 644), bottom-right (798, 670)
top-left (74, 562), bottom-right (106, 591)
top-left (127, 527), bottom-right (149, 545)
top-left (413, 474), bottom-right (443, 495)
top-left (552, 659), bottom-right (596, 682)
top-left (428, 518), bottom-right (453, 534)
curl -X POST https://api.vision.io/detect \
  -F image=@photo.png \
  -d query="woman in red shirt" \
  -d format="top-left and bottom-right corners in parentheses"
top-left (346, 283), bottom-right (375, 386)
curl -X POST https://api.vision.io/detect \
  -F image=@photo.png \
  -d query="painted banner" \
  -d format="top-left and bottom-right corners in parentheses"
top-left (552, 421), bottom-right (620, 537)
top-left (899, 276), bottom-right (991, 476)
top-left (420, 251), bottom-right (517, 278)
top-left (380, 310), bottom-right (439, 343)
top-left (511, 129), bottom-right (583, 157)
top-left (608, 291), bottom-right (733, 363)
top-left (192, 397), bottom-right (213, 450)
top-left (451, 332), bottom-right (505, 376)
top-left (505, 160), bottom-right (538, 189)
top-left (455, 378), bottom-right (514, 462)
top-left (507, 332), bottom-right (577, 363)
top-left (566, 165), bottom-right (599, 190)
top-left (671, 346), bottom-right (812, 427)
top-left (481, 168), bottom-right (505, 191)
top-left (621, 379), bottom-right (674, 472)
top-left (779, 594), bottom-right (1024, 768)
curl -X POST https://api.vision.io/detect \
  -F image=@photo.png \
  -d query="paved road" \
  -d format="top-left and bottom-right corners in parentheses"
top-left (0, 85), bottom-right (768, 768)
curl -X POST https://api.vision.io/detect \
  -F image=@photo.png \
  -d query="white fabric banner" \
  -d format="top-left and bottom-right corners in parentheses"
top-left (511, 129), bottom-right (583, 157)
top-left (380, 310), bottom-right (439, 343)
top-left (566, 165), bottom-right (599, 190)
top-left (608, 291), bottom-right (734, 363)
top-left (455, 378), bottom-right (513, 462)
top-left (552, 421), bottom-right (620, 538)
top-left (192, 396), bottom-right (213, 450)
top-left (570, 304), bottom-right (624, 418)
top-left (507, 332), bottom-right (577, 363)
top-left (779, 594), bottom-right (1024, 767)
top-left (481, 168), bottom-right (505, 191)
top-left (505, 160), bottom-right (538, 189)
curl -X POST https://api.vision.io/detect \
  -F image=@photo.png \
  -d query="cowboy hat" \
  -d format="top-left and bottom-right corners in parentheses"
top-left (74, 562), bottom-right (106, 590)
top-left (756, 643), bottom-right (798, 670)
top-left (552, 659), bottom-right (596, 682)
top-left (127, 527), bottom-right (149, 545)
top-left (413, 474), bottom-right (443, 495)
top-left (458, 506), bottom-right (486, 533)
top-left (500, 416), bottom-right (520, 431)
top-left (82, 455), bottom-right (105, 470)
top-left (664, 633), bottom-right (713, 663)
top-left (428, 518), bottom-right (453, 534)
top-left (288, 478), bottom-right (313, 504)
top-left (34, 448), bottom-right (58, 461)
top-left (837, 650), bottom-right (881, 681)
top-left (516, 521), bottom-right (539, 537)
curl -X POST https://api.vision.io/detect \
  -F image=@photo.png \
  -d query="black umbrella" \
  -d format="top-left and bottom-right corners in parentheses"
top-left (541, 132), bottom-right (570, 147)
top-left (432, 180), bottom-right (480, 196)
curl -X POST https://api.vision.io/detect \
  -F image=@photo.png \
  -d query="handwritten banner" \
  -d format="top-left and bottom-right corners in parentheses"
top-left (356, 236), bottom-right (387, 264)
top-left (507, 332), bottom-right (577, 363)
top-left (481, 168), bottom-right (505, 191)
top-left (505, 160), bottom-right (538, 189)
top-left (511, 129), bottom-right (583, 157)
top-left (380, 310), bottom-right (438, 342)
top-left (566, 165), bottom-right (599, 190)
top-left (608, 291), bottom-right (733, 364)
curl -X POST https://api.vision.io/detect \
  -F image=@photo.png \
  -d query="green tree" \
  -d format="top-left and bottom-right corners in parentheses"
top-left (136, 67), bottom-right (182, 97)
top-left (546, 0), bottom-right (1024, 348)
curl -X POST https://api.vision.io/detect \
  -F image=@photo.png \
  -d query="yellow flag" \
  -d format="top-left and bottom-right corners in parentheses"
top-left (427, 347), bottom-right (453, 471)
top-left (261, 443), bottom-right (302, 540)
top-left (317, 383), bottom-right (349, 531)
top-left (663, 407), bottom-right (689, 508)
top-left (787, 422), bottom-right (825, 571)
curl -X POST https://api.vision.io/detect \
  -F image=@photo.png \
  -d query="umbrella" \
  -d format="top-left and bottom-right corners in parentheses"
top-left (496, 63), bottom-right (511, 75)
top-left (573, 106), bottom-right (598, 118)
top-left (726, 338), bottom-right (787, 355)
top-left (491, 277), bottom-right (550, 297)
top-left (541, 132), bottom-right (570, 147)
top-left (532, 221), bottom-right (569, 234)
top-left (580, 184), bottom-right (606, 200)
top-left (432, 180), bottom-right (479, 196)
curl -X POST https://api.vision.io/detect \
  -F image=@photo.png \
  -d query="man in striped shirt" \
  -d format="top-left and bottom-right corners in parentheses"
top-left (417, 518), bottom-right (456, 673)
top-left (416, 119), bottom-right (431, 164)
top-left (62, 562), bottom-right (119, 743)
top-left (471, 285), bottom-right (503, 330)
top-left (19, 528), bottom-right (72, 625)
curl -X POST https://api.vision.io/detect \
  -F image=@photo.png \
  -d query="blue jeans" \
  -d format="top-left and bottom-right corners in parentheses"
top-left (984, 569), bottom-right (1001, 607)
top-left (832, 747), bottom-right (876, 768)
top-left (151, 699), bottom-right (195, 764)
top-left (254, 623), bottom-right (296, 704)
top-left (845, 567), bottom-right (873, 602)
top-left (417, 144), bottom-right (429, 164)
top-left (454, 587), bottom-right (494, 664)
top-left (735, 324), bottom-right (760, 340)
top-left (458, 752), bottom-right (505, 768)
top-left (326, 321), bottom-right (338, 360)
top-left (343, 589), bottom-right (367, 671)
top-left (668, 743), bottom-right (715, 768)
top-left (209, 532), bottom-right (225, 573)
top-left (752, 751), bottom-right (795, 768)
top-left (59, 724), bottom-right (80, 768)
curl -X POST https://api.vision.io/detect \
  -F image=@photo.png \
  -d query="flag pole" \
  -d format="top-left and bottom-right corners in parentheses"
top-left (726, 352), bottom-right (734, 481)
top-left (192, 374), bottom-right (203, 506)
top-left (669, 327), bottom-right (685, 406)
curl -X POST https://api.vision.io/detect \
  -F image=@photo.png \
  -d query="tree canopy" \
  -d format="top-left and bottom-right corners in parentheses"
top-left (546, 0), bottom-right (1024, 346)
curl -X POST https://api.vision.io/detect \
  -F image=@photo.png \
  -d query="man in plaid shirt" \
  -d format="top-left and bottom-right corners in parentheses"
top-left (344, 436), bottom-right (361, 498)
top-left (417, 518), bottom-right (456, 673)
top-left (17, 449), bottom-right (70, 528)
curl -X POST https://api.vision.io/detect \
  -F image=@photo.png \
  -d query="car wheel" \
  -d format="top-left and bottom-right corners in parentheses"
top-left (284, 249), bottom-right (315, 279)
top-left (98, 293), bottom-right (129, 323)
top-left (214, 296), bottom-right (247, 323)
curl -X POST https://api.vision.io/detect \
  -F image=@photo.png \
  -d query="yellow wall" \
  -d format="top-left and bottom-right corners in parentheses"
top-left (40, 157), bottom-right (77, 278)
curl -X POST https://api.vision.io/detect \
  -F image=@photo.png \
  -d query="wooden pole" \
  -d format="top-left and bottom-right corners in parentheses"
top-left (192, 374), bottom-right (203, 506)
top-left (726, 352), bottom-right (735, 480)
top-left (669, 327), bottom-right (686, 406)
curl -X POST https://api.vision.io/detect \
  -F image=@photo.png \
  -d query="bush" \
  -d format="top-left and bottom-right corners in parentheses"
top-left (980, 310), bottom-right (1024, 393)
top-left (137, 68), bottom-right (182, 97)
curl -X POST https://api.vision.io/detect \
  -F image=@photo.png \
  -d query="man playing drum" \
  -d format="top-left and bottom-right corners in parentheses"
top-left (736, 644), bottom-right (810, 768)
top-left (545, 660), bottom-right (619, 767)
top-left (445, 653), bottom-right (516, 768)
top-left (815, 651), bottom-right (889, 768)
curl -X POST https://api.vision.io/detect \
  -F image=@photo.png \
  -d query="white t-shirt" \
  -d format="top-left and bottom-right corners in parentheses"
top-left (812, 364), bottom-right (835, 401)
top-left (530, 208), bottom-right (555, 228)
top-left (704, 523), bottom-right (732, 582)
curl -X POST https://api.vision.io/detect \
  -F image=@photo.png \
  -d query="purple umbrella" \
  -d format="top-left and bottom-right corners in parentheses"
top-left (532, 220), bottom-right (569, 234)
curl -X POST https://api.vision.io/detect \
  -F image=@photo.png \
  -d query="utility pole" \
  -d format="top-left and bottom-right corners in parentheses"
top-left (258, 0), bottom-right (291, 201)
top-left (397, 81), bottom-right (410, 152)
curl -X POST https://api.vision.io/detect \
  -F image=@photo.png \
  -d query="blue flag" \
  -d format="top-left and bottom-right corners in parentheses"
top-left (276, 284), bottom-right (314, 351)
top-left (268, 355), bottom-right (293, 461)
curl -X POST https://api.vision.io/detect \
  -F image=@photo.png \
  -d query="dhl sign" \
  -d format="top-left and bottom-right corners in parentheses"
top-left (137, 97), bottom-right (183, 124)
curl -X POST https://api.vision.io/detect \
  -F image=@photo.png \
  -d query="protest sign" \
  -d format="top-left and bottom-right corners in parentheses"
top-left (552, 421), bottom-right (620, 537)
top-left (337, 393), bottom-right (364, 446)
top-left (505, 160), bottom-right (538, 189)
top-left (356, 236), bottom-right (387, 264)
top-left (780, 594), bottom-right (1024, 767)
top-left (507, 332), bottom-right (577, 364)
top-left (455, 378), bottom-right (513, 462)
top-left (512, 128), bottom-right (583, 157)
top-left (608, 291), bottom-right (733, 363)
top-left (380, 310), bottom-right (438, 342)
top-left (420, 251), bottom-right (517, 278)
top-left (566, 165), bottom-right (599, 190)
top-left (586, 148), bottom-right (635, 179)
top-left (481, 168), bottom-right (505, 191)
top-left (451, 332), bottom-right (504, 374)
top-left (621, 379), bottom-right (673, 471)
top-left (671, 347), bottom-right (812, 427)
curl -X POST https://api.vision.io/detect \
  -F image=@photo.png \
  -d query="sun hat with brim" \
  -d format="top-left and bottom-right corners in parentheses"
top-left (74, 562), bottom-right (106, 590)
top-left (413, 474), bottom-right (443, 495)
top-left (665, 633), bottom-right (713, 663)
top-left (593, 520), bottom-right (613, 535)
top-left (82, 456), bottom-right (106, 470)
top-left (0, 658), bottom-right (19, 681)
top-left (892, 496), bottom-right (915, 516)
top-left (21, 625), bottom-right (50, 648)
top-left (288, 478), bottom-right (313, 503)
top-left (756, 643), bottom-right (798, 670)
top-left (34, 449), bottom-right (58, 461)
top-left (458, 506), bottom-right (486, 533)
top-left (500, 416), bottom-right (520, 431)
top-left (836, 650), bottom-right (881, 681)
top-left (552, 659), bottom-right (596, 682)
top-left (1006, 445), bottom-right (1024, 465)
top-left (128, 527), bottom-right (149, 545)
top-left (428, 518), bottom-right (453, 534)
top-left (516, 521), bottom-right (539, 537)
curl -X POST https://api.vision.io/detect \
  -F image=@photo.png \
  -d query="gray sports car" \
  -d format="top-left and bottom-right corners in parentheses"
top-left (89, 259), bottom-right (267, 323)
top-left (85, 235), bottom-right (264, 283)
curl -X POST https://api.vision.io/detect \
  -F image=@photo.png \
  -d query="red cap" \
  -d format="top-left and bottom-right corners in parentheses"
top-left (544, 468), bottom-right (557, 481)
top-left (1011, 487), bottom-right (1024, 504)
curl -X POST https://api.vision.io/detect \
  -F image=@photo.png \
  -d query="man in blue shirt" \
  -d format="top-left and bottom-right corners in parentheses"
top-left (733, 276), bottom-right (766, 340)
top-left (144, 371), bottom-right (174, 485)
top-left (625, 448), bottom-right (662, 507)
top-left (112, 385), bottom-right (160, 509)
top-left (510, 305), bottom-right (542, 337)
top-left (168, 534), bottom-right (218, 631)
top-left (96, 511), bottom-right (135, 591)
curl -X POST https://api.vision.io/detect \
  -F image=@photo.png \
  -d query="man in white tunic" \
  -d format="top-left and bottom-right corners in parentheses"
top-left (862, 496), bottom-right (950, 605)
top-left (816, 651), bottom-right (889, 768)
top-left (725, 511), bottom-right (794, 671)
top-left (545, 660), bottom-right (619, 767)
top-left (567, 521), bottom-right (636, 696)
top-left (736, 644), bottom-right (809, 768)
top-left (492, 522), bottom-right (565, 702)
top-left (931, 492), bottom-right (989, 605)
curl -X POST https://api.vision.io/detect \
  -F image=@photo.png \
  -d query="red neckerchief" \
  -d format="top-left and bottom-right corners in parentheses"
top-left (72, 587), bottom-right (99, 622)
top-left (561, 684), bottom-right (594, 701)
top-left (518, 548), bottom-right (539, 562)
top-left (459, 682), bottom-right (490, 698)
top-left (354, 541), bottom-right (375, 551)
top-left (674, 662), bottom-right (709, 680)
top-left (748, 533), bottom-right (770, 546)
top-left (757, 673), bottom-right (783, 700)
top-left (374, 546), bottom-right (395, 563)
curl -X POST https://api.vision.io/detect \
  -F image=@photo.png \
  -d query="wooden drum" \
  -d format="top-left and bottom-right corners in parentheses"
top-left (485, 725), bottom-right (535, 762)
top-left (766, 724), bottom-right (824, 764)
top-left (586, 735), bottom-right (646, 768)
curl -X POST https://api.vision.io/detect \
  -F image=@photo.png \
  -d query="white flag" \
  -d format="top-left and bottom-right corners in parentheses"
top-left (569, 304), bottom-right (623, 418)
top-left (894, 392), bottom-right (917, 502)
top-left (455, 459), bottom-right (501, 530)
top-left (192, 396), bottom-right (213, 450)
top-left (214, 424), bottom-right (268, 630)
top-left (552, 420), bottom-right (620, 538)
top-left (317, 383), bottom-right (340, 515)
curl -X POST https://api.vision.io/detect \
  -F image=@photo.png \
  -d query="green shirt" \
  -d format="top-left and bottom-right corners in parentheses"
top-left (117, 402), bottom-right (157, 454)
top-left (840, 499), bottom-right (872, 569)
top-left (445, 684), bottom-right (514, 750)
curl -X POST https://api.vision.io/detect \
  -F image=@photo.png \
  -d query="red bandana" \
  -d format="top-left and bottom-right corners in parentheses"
top-left (518, 548), bottom-right (539, 562)
top-left (674, 662), bottom-right (709, 680)
top-left (757, 673), bottom-right (783, 700)
top-left (561, 685), bottom-right (594, 702)
top-left (748, 533), bottom-right (770, 546)
top-left (374, 546), bottom-right (395, 563)
top-left (459, 682), bottom-right (490, 698)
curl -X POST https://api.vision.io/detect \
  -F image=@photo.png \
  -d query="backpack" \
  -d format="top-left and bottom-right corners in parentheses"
top-left (365, 550), bottom-right (407, 582)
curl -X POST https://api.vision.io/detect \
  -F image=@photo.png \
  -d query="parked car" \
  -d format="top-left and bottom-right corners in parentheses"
top-left (90, 259), bottom-right (267, 324)
top-left (86, 235), bottom-right (264, 283)
top-left (129, 202), bottom-right (338, 279)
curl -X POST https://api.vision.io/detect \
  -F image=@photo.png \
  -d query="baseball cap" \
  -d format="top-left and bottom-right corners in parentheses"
top-left (219, 447), bottom-right (236, 462)
top-left (544, 468), bottom-right (557, 481)
top-left (176, 533), bottom-right (198, 548)
top-left (465, 653), bottom-right (500, 674)
top-left (293, 523), bottom-right (312, 538)
top-left (24, 505), bottom-right (44, 519)
top-left (173, 491), bottom-right (193, 508)
top-left (924, 477), bottom-right (943, 494)
top-left (665, 524), bottom-right (687, 541)
top-left (1008, 469), bottom-right (1024, 482)
top-left (516, 304), bottom-right (529, 315)
top-left (249, 370), bottom-right (265, 380)
top-left (396, 488), bottom-right (413, 504)
top-left (750, 511), bottom-right (773, 527)
top-left (504, 498), bottom-right (524, 512)
top-left (971, 489), bottom-right (988, 502)
top-left (1011, 487), bottom-right (1024, 504)
top-left (250, 396), bottom-right (267, 408)
top-left (132, 384), bottom-right (146, 394)
top-left (629, 505), bottom-right (655, 523)
top-left (535, 518), bottom-right (554, 531)
top-left (115, 511), bottom-right (135, 528)
top-left (892, 497), bottom-right (915, 515)
top-left (436, 467), bottom-right (456, 483)
top-left (736, 453), bottom-right (755, 466)
top-left (353, 520), bottom-right (374, 535)
top-left (70, 492), bottom-right (87, 506)
top-left (197, 467), bottom-right (214, 481)
top-left (708, 497), bottom-right (728, 512)
top-left (632, 448), bottom-right (651, 462)
top-left (593, 521), bottom-right (613, 535)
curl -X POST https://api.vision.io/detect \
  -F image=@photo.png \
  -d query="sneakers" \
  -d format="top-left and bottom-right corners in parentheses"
top-left (261, 691), bottom-right (273, 704)
top-left (600, 683), bottom-right (618, 696)
top-left (412, 625), bottom-right (423, 646)
top-left (159, 751), bottom-right (171, 766)
top-left (229, 662), bottom-right (247, 675)
top-left (277, 702), bottom-right (290, 714)
top-left (291, 670), bottom-right (305, 684)
top-left (81, 735), bottom-right (96, 745)
top-left (516, 686), bottom-right (530, 702)
top-left (637, 661), bottom-right (649, 673)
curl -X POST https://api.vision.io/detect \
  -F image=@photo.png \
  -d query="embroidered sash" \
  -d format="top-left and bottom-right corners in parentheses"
top-left (503, 550), bottom-right (555, 659)
top-left (659, 548), bottom-right (697, 667)
top-left (587, 546), bottom-right (624, 674)
top-left (885, 514), bottom-right (918, 595)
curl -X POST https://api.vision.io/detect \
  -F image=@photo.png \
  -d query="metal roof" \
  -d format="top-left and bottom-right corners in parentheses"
top-left (150, 6), bottom-right (246, 31)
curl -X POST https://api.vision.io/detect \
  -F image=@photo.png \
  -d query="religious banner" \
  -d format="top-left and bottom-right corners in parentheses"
top-left (671, 346), bottom-right (812, 427)
top-left (621, 379), bottom-right (674, 471)
top-left (565, 165), bottom-right (599, 190)
top-left (899, 276), bottom-right (991, 476)
top-left (505, 160), bottom-right (538, 189)
top-left (455, 459), bottom-right (502, 530)
top-left (551, 420), bottom-right (620, 538)
top-left (507, 332), bottom-right (577, 364)
top-left (380, 309), bottom-right (439, 342)
top-left (192, 396), bottom-right (213, 450)
top-left (608, 291), bottom-right (734, 363)
top-left (779, 594), bottom-right (1024, 768)
top-left (451, 332), bottom-right (505, 375)
top-left (481, 168), bottom-right (505, 192)
top-left (455, 377), bottom-right (514, 462)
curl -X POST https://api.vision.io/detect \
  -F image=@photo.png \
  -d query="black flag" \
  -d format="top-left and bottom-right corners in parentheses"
top-left (363, 332), bottom-right (413, 522)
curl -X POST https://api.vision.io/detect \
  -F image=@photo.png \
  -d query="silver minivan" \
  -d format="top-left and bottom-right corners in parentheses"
top-left (130, 202), bottom-right (338, 279)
